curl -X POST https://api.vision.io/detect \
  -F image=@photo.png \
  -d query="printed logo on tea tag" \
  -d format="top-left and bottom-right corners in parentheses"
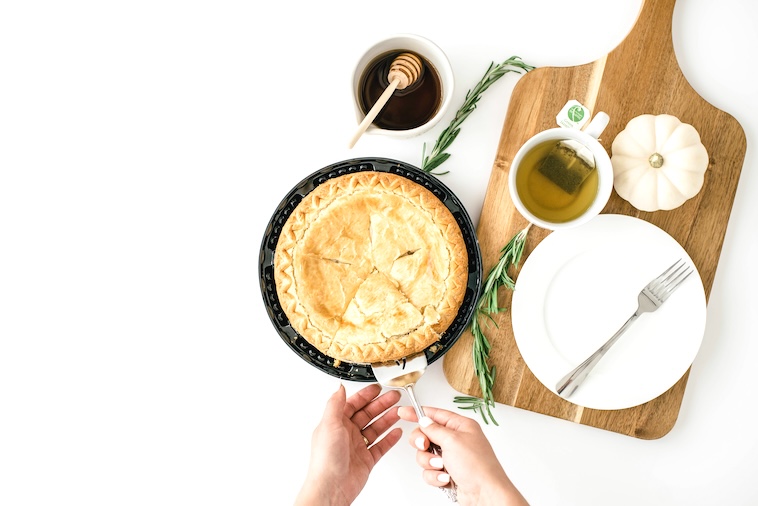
top-left (556, 100), bottom-right (590, 129)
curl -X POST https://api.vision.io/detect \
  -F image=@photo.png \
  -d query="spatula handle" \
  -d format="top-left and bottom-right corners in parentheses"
top-left (404, 384), bottom-right (458, 501)
top-left (407, 391), bottom-right (444, 455)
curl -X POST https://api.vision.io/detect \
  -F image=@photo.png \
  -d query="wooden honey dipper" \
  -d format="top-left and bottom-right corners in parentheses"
top-left (348, 52), bottom-right (423, 148)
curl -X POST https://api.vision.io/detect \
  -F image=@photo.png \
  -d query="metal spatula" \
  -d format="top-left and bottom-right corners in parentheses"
top-left (372, 353), bottom-right (458, 501)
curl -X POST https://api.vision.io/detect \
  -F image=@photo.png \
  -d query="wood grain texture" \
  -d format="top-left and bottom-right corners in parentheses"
top-left (442, 0), bottom-right (746, 439)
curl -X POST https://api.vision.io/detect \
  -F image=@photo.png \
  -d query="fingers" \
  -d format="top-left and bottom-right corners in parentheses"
top-left (398, 405), bottom-right (472, 431)
top-left (321, 384), bottom-right (347, 425)
top-left (343, 383), bottom-right (383, 418)
top-left (397, 405), bottom-right (419, 423)
top-left (412, 431), bottom-right (428, 452)
top-left (340, 384), bottom-right (402, 452)
top-left (398, 408), bottom-right (455, 451)
top-left (368, 426), bottom-right (402, 463)
top-left (349, 388), bottom-right (401, 430)
top-left (422, 468), bottom-right (451, 488)
top-left (414, 448), bottom-right (450, 488)
top-left (360, 405), bottom-right (400, 445)
top-left (400, 406), bottom-right (484, 463)
top-left (414, 445), bottom-right (444, 468)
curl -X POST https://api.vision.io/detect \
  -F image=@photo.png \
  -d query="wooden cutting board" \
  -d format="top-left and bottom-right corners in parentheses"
top-left (442, 0), bottom-right (746, 439)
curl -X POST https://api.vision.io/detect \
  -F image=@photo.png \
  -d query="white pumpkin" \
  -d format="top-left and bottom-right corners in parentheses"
top-left (611, 114), bottom-right (709, 212)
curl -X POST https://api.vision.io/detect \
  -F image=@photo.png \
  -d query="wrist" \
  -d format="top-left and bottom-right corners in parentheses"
top-left (481, 482), bottom-right (528, 506)
top-left (294, 480), bottom-right (350, 506)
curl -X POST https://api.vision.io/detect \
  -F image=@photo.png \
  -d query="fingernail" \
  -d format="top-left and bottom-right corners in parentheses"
top-left (415, 437), bottom-right (426, 450)
top-left (437, 473), bottom-right (450, 484)
top-left (419, 416), bottom-right (433, 428)
top-left (429, 457), bottom-right (444, 469)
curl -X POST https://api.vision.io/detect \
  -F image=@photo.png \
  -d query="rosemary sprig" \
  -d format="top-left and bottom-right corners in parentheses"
top-left (421, 56), bottom-right (534, 174)
top-left (454, 224), bottom-right (531, 425)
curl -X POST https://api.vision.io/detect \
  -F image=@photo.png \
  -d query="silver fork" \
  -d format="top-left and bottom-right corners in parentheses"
top-left (555, 258), bottom-right (693, 398)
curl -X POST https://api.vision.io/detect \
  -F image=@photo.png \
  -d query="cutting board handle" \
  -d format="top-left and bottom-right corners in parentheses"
top-left (618, 0), bottom-right (676, 59)
top-left (443, 0), bottom-right (746, 440)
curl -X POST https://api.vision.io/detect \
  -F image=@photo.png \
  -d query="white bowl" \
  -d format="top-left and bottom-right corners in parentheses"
top-left (351, 34), bottom-right (454, 139)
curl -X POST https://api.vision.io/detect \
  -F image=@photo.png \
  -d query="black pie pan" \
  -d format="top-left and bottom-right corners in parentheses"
top-left (258, 157), bottom-right (483, 381)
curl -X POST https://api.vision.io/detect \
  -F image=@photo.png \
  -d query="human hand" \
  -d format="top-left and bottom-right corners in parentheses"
top-left (398, 406), bottom-right (528, 506)
top-left (295, 383), bottom-right (403, 506)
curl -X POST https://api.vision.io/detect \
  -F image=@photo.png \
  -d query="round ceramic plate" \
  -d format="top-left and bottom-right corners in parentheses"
top-left (511, 214), bottom-right (707, 410)
top-left (259, 158), bottom-right (482, 381)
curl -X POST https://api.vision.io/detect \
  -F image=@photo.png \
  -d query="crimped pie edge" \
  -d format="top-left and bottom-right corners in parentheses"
top-left (274, 171), bottom-right (468, 364)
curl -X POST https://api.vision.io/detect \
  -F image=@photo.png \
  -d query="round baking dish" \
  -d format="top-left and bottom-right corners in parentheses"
top-left (259, 157), bottom-right (483, 381)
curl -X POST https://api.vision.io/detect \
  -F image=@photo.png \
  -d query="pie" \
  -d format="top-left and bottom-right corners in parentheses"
top-left (274, 171), bottom-right (469, 364)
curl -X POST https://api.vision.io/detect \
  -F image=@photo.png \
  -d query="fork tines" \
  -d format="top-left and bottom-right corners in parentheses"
top-left (649, 258), bottom-right (693, 301)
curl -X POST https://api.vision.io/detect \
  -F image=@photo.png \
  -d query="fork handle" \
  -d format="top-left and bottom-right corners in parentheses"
top-left (556, 312), bottom-right (639, 398)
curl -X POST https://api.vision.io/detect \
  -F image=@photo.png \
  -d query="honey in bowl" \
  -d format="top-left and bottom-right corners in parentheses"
top-left (358, 50), bottom-right (442, 131)
top-left (514, 140), bottom-right (599, 223)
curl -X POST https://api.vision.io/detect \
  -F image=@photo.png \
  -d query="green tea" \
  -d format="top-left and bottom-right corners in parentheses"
top-left (514, 140), bottom-right (599, 223)
top-left (538, 141), bottom-right (595, 194)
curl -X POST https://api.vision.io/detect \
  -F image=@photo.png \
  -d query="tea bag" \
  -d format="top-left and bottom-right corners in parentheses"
top-left (538, 139), bottom-right (596, 194)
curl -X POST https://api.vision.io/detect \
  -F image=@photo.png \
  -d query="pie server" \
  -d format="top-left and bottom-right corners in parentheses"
top-left (372, 353), bottom-right (458, 501)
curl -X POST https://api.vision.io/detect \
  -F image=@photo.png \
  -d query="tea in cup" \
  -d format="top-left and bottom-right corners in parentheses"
top-left (508, 112), bottom-right (613, 230)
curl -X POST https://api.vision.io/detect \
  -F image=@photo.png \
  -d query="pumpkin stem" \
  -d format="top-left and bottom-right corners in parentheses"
top-left (649, 153), bottom-right (664, 168)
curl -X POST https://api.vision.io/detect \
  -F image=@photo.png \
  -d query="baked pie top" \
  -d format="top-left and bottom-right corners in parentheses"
top-left (274, 171), bottom-right (469, 364)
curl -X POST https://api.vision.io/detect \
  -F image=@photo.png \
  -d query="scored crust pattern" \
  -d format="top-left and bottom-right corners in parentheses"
top-left (274, 171), bottom-right (469, 364)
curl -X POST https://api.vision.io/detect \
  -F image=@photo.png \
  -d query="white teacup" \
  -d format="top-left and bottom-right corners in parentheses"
top-left (351, 34), bottom-right (454, 139)
top-left (508, 113), bottom-right (613, 230)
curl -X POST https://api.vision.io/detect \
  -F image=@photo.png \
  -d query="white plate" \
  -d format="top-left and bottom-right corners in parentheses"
top-left (512, 214), bottom-right (707, 410)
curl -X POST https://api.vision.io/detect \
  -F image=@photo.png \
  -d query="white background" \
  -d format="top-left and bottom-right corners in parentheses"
top-left (1, 0), bottom-right (756, 504)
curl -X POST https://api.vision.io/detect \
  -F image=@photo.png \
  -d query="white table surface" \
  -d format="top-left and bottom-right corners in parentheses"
top-left (1, 1), bottom-right (756, 504)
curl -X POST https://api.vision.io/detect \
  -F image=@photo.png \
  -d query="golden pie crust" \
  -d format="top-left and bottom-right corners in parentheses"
top-left (274, 171), bottom-right (468, 364)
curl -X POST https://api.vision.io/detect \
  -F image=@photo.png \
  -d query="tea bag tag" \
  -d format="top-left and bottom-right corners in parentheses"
top-left (558, 139), bottom-right (595, 169)
top-left (556, 100), bottom-right (590, 130)
top-left (540, 100), bottom-right (598, 193)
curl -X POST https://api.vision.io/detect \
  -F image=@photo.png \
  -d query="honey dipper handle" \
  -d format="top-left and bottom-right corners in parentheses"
top-left (348, 77), bottom-right (399, 149)
top-left (348, 52), bottom-right (422, 148)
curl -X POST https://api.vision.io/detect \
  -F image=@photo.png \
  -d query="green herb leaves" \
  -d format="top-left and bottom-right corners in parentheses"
top-left (417, 55), bottom-right (535, 424)
top-left (454, 225), bottom-right (531, 425)
top-left (421, 56), bottom-right (535, 174)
